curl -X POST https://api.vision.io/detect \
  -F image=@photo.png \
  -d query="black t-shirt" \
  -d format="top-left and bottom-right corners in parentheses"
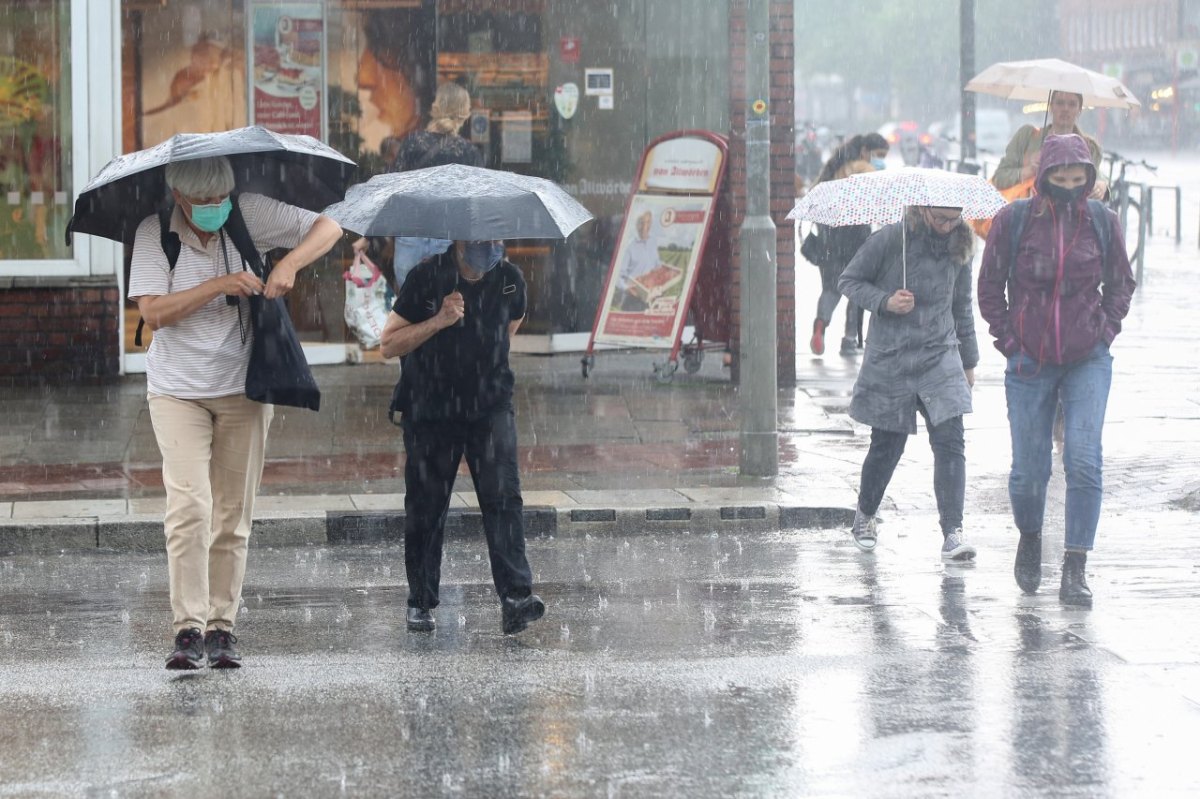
top-left (393, 131), bottom-right (483, 172)
top-left (391, 253), bottom-right (526, 422)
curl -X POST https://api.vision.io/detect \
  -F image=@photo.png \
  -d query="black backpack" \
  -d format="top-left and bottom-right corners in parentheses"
top-left (1006, 198), bottom-right (1113, 286)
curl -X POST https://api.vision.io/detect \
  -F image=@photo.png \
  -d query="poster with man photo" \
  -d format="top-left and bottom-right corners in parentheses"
top-left (595, 194), bottom-right (714, 347)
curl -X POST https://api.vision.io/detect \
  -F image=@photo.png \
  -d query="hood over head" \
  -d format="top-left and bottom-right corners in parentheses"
top-left (1036, 133), bottom-right (1096, 197)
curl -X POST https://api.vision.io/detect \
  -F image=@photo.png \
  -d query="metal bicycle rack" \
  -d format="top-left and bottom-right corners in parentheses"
top-left (1142, 184), bottom-right (1183, 245)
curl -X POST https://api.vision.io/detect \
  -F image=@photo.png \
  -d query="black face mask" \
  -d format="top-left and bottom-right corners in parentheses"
top-left (1045, 183), bottom-right (1087, 205)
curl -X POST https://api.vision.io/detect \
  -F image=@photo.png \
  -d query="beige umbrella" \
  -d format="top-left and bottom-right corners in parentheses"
top-left (966, 58), bottom-right (1141, 109)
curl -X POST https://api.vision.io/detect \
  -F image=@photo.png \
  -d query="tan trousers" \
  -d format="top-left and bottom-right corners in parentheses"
top-left (148, 393), bottom-right (273, 633)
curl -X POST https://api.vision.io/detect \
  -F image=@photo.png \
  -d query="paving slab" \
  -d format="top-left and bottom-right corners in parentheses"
top-left (254, 494), bottom-right (356, 513)
top-left (12, 499), bottom-right (128, 519)
top-left (564, 488), bottom-right (691, 508)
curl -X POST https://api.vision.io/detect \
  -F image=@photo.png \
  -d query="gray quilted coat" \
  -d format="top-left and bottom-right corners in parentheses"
top-left (838, 218), bottom-right (980, 434)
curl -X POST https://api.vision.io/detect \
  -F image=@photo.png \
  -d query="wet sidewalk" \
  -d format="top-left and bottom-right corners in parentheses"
top-left (0, 348), bottom-right (866, 550)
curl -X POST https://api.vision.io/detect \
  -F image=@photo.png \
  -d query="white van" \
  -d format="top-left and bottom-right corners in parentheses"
top-left (935, 110), bottom-right (1014, 161)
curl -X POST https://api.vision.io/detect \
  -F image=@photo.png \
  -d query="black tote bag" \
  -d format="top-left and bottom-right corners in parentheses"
top-left (245, 293), bottom-right (321, 411)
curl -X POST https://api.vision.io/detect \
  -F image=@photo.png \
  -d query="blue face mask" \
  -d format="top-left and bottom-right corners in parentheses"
top-left (870, 158), bottom-right (887, 171)
top-left (463, 241), bottom-right (504, 274)
top-left (188, 197), bottom-right (232, 232)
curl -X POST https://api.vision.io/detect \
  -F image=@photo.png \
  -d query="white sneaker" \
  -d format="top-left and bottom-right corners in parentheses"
top-left (850, 508), bottom-right (877, 552)
top-left (941, 528), bottom-right (977, 562)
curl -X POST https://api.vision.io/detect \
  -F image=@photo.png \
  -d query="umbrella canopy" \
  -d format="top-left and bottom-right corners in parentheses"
top-left (965, 58), bottom-right (1141, 109)
top-left (324, 164), bottom-right (593, 241)
top-left (67, 126), bottom-right (357, 244)
top-left (787, 167), bottom-right (1007, 227)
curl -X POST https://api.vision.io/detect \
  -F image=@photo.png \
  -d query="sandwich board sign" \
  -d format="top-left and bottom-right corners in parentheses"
top-left (584, 130), bottom-right (729, 381)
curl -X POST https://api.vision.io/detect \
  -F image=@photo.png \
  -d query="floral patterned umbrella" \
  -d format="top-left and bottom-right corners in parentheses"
top-left (786, 167), bottom-right (1007, 227)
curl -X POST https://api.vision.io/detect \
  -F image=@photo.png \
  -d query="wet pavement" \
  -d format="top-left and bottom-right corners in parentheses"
top-left (1, 150), bottom-right (1199, 795)
top-left (2, 513), bottom-right (1199, 797)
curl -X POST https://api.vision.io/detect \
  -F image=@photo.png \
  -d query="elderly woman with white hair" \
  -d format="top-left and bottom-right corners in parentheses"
top-left (127, 155), bottom-right (341, 670)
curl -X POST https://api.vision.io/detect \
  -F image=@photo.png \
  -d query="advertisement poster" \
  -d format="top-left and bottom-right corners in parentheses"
top-left (248, 3), bottom-right (325, 139)
top-left (639, 136), bottom-right (724, 193)
top-left (594, 194), bottom-right (714, 347)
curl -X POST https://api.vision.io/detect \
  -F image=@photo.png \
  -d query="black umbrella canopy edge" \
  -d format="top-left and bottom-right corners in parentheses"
top-left (66, 126), bottom-right (357, 245)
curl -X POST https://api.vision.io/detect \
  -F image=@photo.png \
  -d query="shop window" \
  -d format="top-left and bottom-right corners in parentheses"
top-left (0, 0), bottom-right (73, 263)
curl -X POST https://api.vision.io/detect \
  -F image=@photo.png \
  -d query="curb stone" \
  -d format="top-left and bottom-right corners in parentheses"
top-left (0, 504), bottom-right (855, 553)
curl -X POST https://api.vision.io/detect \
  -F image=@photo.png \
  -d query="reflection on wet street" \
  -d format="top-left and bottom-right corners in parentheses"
top-left (1, 517), bottom-right (1198, 797)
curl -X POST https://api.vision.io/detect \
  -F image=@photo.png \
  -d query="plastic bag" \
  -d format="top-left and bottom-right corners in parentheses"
top-left (343, 252), bottom-right (390, 349)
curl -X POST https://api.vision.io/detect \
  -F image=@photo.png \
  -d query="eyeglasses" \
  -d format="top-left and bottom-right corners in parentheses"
top-left (927, 210), bottom-right (962, 226)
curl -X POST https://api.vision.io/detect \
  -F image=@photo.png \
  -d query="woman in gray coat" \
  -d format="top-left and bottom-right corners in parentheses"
top-left (838, 206), bottom-right (980, 560)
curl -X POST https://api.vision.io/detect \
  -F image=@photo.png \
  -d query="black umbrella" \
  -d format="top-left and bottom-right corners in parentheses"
top-left (323, 164), bottom-right (593, 241)
top-left (66, 126), bottom-right (357, 245)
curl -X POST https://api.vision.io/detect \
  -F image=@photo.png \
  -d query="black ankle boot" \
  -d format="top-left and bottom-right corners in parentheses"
top-left (1059, 551), bottom-right (1093, 607)
top-left (1014, 532), bottom-right (1042, 594)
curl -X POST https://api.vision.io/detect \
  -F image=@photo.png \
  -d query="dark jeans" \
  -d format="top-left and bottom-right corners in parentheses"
top-left (401, 406), bottom-right (533, 609)
top-left (857, 405), bottom-right (965, 535)
top-left (1005, 343), bottom-right (1112, 550)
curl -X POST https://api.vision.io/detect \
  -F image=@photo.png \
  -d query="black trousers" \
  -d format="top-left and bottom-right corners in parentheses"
top-left (857, 405), bottom-right (965, 535)
top-left (401, 406), bottom-right (533, 609)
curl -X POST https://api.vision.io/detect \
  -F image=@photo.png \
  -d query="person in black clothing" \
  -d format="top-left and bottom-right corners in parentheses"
top-left (379, 238), bottom-right (545, 635)
top-left (354, 82), bottom-right (484, 291)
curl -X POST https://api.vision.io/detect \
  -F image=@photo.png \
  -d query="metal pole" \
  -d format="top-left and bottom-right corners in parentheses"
top-left (739, 0), bottom-right (778, 476)
top-left (960, 0), bottom-right (977, 164)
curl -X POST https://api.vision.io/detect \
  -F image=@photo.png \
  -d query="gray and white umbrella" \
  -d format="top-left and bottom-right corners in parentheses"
top-left (67, 126), bottom-right (357, 245)
top-left (325, 164), bottom-right (593, 241)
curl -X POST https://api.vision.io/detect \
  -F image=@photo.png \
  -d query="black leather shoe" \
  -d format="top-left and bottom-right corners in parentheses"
top-left (406, 607), bottom-right (435, 632)
top-left (501, 594), bottom-right (546, 635)
top-left (1014, 532), bottom-right (1042, 594)
top-left (166, 628), bottom-right (204, 670)
top-left (204, 629), bottom-right (242, 669)
top-left (1059, 551), bottom-right (1093, 607)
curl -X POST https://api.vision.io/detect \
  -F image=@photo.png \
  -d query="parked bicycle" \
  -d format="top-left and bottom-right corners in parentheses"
top-left (1102, 150), bottom-right (1156, 264)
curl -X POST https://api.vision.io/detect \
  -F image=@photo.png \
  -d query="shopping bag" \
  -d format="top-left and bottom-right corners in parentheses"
top-left (246, 293), bottom-right (321, 412)
top-left (343, 251), bottom-right (390, 349)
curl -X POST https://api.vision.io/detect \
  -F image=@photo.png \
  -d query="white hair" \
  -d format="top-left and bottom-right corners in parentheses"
top-left (164, 156), bottom-right (235, 199)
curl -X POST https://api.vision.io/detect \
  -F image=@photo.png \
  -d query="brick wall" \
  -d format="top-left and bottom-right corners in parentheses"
top-left (728, 0), bottom-right (796, 386)
top-left (0, 277), bottom-right (121, 386)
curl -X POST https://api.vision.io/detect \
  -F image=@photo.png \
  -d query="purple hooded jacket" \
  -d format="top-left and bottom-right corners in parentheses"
top-left (978, 134), bottom-right (1136, 365)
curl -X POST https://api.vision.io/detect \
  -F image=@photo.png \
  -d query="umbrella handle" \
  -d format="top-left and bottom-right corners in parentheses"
top-left (902, 209), bottom-right (907, 290)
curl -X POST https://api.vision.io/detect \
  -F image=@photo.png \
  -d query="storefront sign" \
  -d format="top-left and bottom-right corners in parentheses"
top-left (560, 36), bottom-right (581, 64)
top-left (554, 83), bottom-right (580, 119)
top-left (584, 68), bottom-right (613, 96)
top-left (639, 136), bottom-right (724, 193)
top-left (593, 194), bottom-right (714, 346)
top-left (248, 2), bottom-right (326, 139)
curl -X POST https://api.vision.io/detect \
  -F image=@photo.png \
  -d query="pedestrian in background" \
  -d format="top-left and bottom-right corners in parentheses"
top-left (993, 90), bottom-right (1105, 199)
top-left (354, 82), bottom-right (483, 293)
top-left (380, 238), bottom-right (545, 635)
top-left (839, 205), bottom-right (979, 561)
top-left (978, 133), bottom-right (1135, 607)
top-left (128, 156), bottom-right (342, 669)
top-left (807, 132), bottom-right (889, 357)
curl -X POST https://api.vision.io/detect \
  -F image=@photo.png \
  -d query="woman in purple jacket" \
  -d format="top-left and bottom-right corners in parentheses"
top-left (978, 133), bottom-right (1136, 607)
